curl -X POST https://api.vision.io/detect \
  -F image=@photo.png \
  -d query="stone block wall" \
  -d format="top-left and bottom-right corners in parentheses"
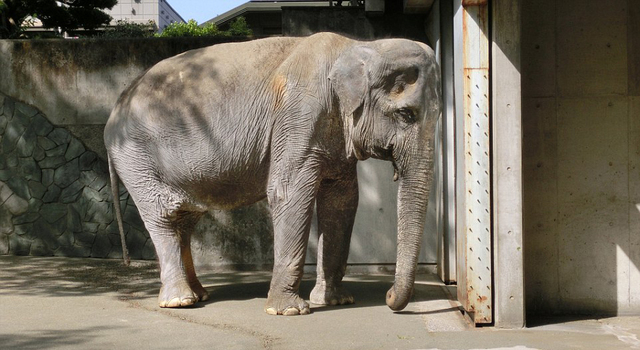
top-left (0, 93), bottom-right (277, 266)
top-left (0, 36), bottom-right (271, 265)
top-left (0, 93), bottom-right (153, 259)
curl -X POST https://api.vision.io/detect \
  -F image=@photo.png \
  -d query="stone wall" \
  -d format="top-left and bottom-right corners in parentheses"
top-left (0, 37), bottom-right (260, 263)
top-left (0, 92), bottom-right (278, 266)
top-left (0, 93), bottom-right (151, 259)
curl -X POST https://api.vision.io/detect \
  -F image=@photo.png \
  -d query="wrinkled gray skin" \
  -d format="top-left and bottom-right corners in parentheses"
top-left (104, 32), bottom-right (441, 315)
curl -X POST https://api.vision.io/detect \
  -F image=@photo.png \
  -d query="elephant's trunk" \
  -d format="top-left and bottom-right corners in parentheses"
top-left (386, 144), bottom-right (430, 311)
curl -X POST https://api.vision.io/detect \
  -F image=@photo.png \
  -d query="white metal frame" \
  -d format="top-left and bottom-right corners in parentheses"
top-left (443, 0), bottom-right (524, 327)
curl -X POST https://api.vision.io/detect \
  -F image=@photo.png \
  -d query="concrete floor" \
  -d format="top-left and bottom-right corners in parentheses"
top-left (1, 256), bottom-right (639, 350)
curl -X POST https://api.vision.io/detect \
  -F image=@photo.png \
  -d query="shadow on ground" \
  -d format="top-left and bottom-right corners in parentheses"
top-left (0, 326), bottom-right (122, 350)
top-left (0, 256), bottom-right (450, 314)
top-left (0, 255), bottom-right (160, 298)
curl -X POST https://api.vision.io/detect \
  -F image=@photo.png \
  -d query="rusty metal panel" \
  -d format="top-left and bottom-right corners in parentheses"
top-left (455, 0), bottom-right (492, 325)
top-left (462, 4), bottom-right (490, 69)
top-left (454, 0), bottom-right (469, 315)
top-left (463, 68), bottom-right (492, 323)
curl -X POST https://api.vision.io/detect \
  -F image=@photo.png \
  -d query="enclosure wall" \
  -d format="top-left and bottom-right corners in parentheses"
top-left (522, 0), bottom-right (640, 315)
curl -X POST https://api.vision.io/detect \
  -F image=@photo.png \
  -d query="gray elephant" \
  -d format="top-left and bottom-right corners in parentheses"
top-left (104, 32), bottom-right (441, 316)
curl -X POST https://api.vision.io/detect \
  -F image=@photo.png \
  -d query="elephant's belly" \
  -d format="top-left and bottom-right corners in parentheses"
top-left (181, 176), bottom-right (268, 211)
top-left (155, 145), bottom-right (270, 211)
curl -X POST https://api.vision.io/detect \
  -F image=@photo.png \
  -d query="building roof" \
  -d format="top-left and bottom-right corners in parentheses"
top-left (202, 1), bottom-right (330, 27)
top-left (161, 0), bottom-right (186, 23)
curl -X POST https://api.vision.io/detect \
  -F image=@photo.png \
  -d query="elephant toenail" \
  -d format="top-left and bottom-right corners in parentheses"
top-left (166, 297), bottom-right (181, 308)
top-left (283, 308), bottom-right (300, 316)
top-left (180, 298), bottom-right (196, 307)
top-left (265, 308), bottom-right (278, 315)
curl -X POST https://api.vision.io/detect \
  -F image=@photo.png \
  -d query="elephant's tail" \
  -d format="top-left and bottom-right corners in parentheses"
top-left (108, 155), bottom-right (130, 266)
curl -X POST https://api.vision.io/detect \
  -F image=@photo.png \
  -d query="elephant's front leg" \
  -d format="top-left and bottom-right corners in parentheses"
top-left (310, 173), bottom-right (358, 306)
top-left (265, 166), bottom-right (319, 316)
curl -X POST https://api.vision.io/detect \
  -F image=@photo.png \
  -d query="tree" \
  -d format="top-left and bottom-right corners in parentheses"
top-left (0, 0), bottom-right (116, 38)
top-left (156, 17), bottom-right (252, 38)
top-left (101, 19), bottom-right (156, 39)
top-left (227, 16), bottom-right (252, 37)
top-left (156, 19), bottom-right (220, 38)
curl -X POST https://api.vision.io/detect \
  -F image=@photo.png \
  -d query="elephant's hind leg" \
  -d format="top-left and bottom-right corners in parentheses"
top-left (135, 196), bottom-right (201, 308)
top-left (310, 175), bottom-right (358, 306)
top-left (176, 211), bottom-right (209, 302)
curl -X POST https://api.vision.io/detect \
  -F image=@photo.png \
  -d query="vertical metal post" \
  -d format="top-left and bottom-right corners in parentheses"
top-left (437, 0), bottom-right (458, 285)
top-left (453, 0), bottom-right (468, 312)
top-left (454, 0), bottom-right (493, 325)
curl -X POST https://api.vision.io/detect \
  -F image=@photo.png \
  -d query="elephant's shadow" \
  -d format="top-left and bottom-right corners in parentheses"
top-left (191, 273), bottom-right (451, 313)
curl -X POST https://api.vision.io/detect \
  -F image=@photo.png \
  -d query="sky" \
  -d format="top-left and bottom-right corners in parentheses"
top-left (168, 0), bottom-right (249, 24)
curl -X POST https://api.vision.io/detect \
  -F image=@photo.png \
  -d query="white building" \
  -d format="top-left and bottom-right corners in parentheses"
top-left (23, 0), bottom-right (185, 35)
top-left (108, 0), bottom-right (185, 31)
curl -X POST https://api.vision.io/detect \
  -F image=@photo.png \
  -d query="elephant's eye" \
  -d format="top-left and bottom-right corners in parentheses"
top-left (395, 108), bottom-right (416, 124)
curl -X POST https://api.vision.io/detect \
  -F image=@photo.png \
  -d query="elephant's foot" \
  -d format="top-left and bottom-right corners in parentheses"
top-left (265, 292), bottom-right (310, 316)
top-left (310, 283), bottom-right (355, 306)
top-left (158, 280), bottom-right (198, 308)
top-left (189, 279), bottom-right (210, 302)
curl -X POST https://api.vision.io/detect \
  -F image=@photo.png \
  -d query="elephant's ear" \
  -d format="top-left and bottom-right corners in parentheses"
top-left (329, 45), bottom-right (378, 117)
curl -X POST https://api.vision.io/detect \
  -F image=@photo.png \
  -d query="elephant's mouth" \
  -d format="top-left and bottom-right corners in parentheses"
top-left (374, 134), bottom-right (396, 160)
top-left (375, 135), bottom-right (399, 181)
top-left (372, 145), bottom-right (399, 181)
top-left (392, 161), bottom-right (400, 182)
top-left (373, 146), bottom-right (394, 161)
top-left (365, 135), bottom-right (398, 180)
top-left (385, 134), bottom-right (400, 181)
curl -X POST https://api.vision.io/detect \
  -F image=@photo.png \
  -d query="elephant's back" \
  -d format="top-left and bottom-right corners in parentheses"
top-left (109, 36), bottom-right (302, 125)
top-left (104, 33), bottom-right (354, 206)
top-left (106, 33), bottom-right (351, 142)
top-left (105, 38), bottom-right (302, 199)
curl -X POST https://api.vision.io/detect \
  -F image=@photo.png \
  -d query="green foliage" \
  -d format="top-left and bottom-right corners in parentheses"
top-left (0, 0), bottom-right (31, 38)
top-left (156, 17), bottom-right (252, 38)
top-left (0, 0), bottom-right (116, 38)
top-left (101, 19), bottom-right (155, 38)
top-left (227, 16), bottom-right (252, 37)
top-left (156, 19), bottom-right (219, 38)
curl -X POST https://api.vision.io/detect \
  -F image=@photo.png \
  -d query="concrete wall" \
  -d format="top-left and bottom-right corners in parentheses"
top-left (0, 37), bottom-right (438, 269)
top-left (523, 0), bottom-right (640, 315)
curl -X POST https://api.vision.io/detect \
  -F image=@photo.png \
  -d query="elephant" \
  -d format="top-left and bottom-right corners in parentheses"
top-left (104, 32), bottom-right (441, 316)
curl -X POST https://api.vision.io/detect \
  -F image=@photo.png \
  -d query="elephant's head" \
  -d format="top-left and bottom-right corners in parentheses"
top-left (329, 39), bottom-right (441, 311)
